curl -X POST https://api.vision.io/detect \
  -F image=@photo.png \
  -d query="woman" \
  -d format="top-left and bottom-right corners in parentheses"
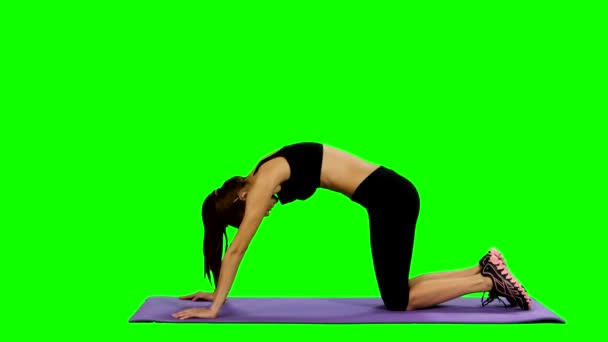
top-left (172, 142), bottom-right (531, 320)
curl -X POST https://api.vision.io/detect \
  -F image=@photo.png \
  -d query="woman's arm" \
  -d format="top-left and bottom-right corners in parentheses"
top-left (209, 174), bottom-right (279, 314)
top-left (209, 250), bottom-right (245, 313)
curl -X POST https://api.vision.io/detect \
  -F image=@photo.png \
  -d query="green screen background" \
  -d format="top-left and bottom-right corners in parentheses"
top-left (3, 1), bottom-right (605, 341)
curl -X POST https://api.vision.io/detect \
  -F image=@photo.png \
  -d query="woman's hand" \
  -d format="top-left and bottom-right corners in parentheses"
top-left (179, 291), bottom-right (227, 304)
top-left (171, 307), bottom-right (219, 320)
top-left (179, 291), bottom-right (214, 301)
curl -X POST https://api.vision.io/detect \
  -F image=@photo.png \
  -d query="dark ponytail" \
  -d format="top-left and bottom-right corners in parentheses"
top-left (201, 176), bottom-right (247, 289)
top-left (202, 191), bottom-right (228, 288)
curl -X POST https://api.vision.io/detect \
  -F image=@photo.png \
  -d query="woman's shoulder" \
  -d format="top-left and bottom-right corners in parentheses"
top-left (245, 147), bottom-right (285, 179)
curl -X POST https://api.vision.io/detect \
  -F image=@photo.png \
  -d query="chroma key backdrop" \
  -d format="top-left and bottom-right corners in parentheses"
top-left (2, 2), bottom-right (604, 342)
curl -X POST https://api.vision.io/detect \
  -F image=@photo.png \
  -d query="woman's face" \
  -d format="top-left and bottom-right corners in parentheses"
top-left (265, 195), bottom-right (279, 216)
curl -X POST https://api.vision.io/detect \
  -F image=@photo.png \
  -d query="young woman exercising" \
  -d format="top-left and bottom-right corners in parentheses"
top-left (171, 142), bottom-right (531, 320)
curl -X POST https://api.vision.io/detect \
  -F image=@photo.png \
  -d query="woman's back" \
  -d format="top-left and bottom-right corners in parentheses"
top-left (250, 143), bottom-right (380, 200)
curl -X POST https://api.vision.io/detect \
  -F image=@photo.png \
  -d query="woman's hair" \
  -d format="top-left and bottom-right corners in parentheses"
top-left (202, 176), bottom-right (247, 288)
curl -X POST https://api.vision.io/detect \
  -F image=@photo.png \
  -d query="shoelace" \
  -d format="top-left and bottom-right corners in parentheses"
top-left (481, 291), bottom-right (509, 309)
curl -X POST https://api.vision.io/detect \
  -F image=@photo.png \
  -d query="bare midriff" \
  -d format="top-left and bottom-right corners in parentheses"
top-left (319, 145), bottom-right (380, 198)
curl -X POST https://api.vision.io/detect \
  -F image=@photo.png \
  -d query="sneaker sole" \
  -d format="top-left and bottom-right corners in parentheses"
top-left (491, 248), bottom-right (527, 291)
top-left (490, 248), bottom-right (504, 264)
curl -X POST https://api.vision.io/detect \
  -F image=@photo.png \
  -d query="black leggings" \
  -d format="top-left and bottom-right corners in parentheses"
top-left (351, 166), bottom-right (420, 311)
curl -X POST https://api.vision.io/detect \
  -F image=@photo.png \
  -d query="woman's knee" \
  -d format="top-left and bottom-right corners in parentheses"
top-left (383, 297), bottom-right (410, 311)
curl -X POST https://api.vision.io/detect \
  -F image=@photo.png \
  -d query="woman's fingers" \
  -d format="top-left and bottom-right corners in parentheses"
top-left (172, 310), bottom-right (190, 319)
top-left (192, 293), bottom-right (212, 301)
top-left (179, 291), bottom-right (213, 302)
top-left (178, 311), bottom-right (191, 319)
top-left (180, 292), bottom-right (213, 301)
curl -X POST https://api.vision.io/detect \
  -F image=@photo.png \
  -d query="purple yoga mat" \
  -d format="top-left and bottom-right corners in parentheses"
top-left (129, 296), bottom-right (565, 324)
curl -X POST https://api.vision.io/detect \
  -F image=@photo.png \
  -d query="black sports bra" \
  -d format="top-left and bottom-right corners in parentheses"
top-left (253, 142), bottom-right (323, 205)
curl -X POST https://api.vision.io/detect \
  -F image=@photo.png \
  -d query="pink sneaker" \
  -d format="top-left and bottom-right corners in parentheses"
top-left (479, 249), bottom-right (513, 308)
top-left (481, 254), bottom-right (532, 310)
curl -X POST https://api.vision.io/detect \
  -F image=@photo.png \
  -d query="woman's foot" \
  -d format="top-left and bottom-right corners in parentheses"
top-left (481, 254), bottom-right (532, 310)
